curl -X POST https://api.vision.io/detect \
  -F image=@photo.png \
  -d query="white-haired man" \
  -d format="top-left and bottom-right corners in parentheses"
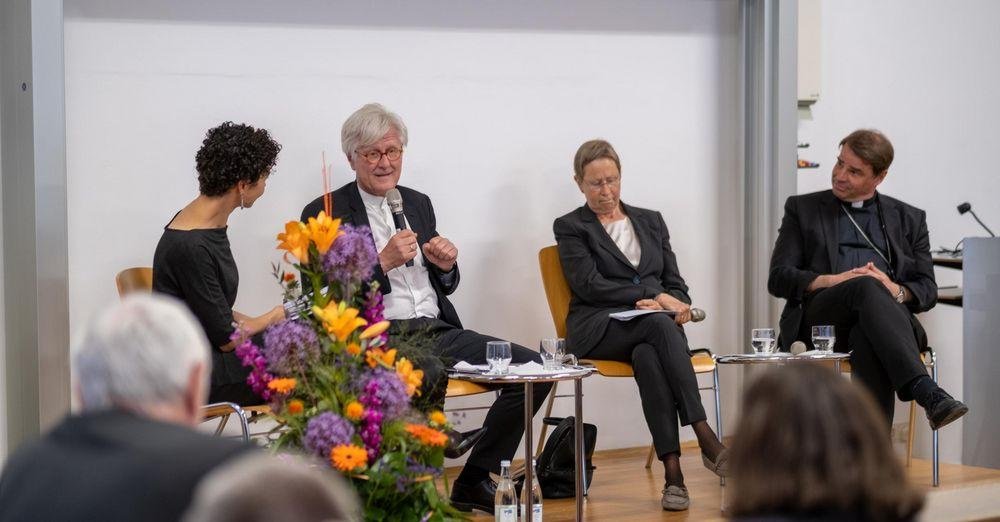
top-left (0, 294), bottom-right (251, 522)
top-left (301, 103), bottom-right (551, 514)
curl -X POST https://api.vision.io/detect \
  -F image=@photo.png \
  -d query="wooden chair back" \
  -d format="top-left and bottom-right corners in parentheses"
top-left (538, 246), bottom-right (571, 338)
top-left (115, 267), bottom-right (154, 297)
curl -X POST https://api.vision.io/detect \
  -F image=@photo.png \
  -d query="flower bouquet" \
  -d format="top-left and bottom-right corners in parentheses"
top-left (234, 209), bottom-right (464, 521)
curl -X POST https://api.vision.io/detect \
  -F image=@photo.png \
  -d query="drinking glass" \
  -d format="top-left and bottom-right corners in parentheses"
top-left (751, 328), bottom-right (777, 354)
top-left (540, 338), bottom-right (566, 370)
top-left (486, 341), bottom-right (512, 375)
top-left (811, 325), bottom-right (836, 353)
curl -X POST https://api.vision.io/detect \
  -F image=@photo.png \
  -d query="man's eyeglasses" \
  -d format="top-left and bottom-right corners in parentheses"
top-left (583, 176), bottom-right (621, 191)
top-left (356, 147), bottom-right (403, 164)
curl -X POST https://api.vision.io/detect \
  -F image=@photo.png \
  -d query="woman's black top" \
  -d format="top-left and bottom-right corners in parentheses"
top-left (152, 225), bottom-right (249, 388)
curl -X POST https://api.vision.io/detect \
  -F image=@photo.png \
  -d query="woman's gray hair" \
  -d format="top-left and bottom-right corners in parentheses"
top-left (183, 453), bottom-right (361, 522)
top-left (341, 103), bottom-right (408, 159)
top-left (73, 294), bottom-right (211, 411)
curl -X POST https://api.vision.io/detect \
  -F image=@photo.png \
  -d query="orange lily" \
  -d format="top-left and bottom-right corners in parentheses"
top-left (312, 301), bottom-right (367, 342)
top-left (306, 211), bottom-right (342, 255)
top-left (359, 320), bottom-right (390, 340)
top-left (277, 220), bottom-right (311, 263)
top-left (366, 347), bottom-right (397, 369)
top-left (395, 357), bottom-right (424, 396)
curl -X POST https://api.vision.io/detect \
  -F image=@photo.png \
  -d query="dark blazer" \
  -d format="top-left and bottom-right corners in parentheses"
top-left (301, 182), bottom-right (463, 328)
top-left (768, 190), bottom-right (937, 349)
top-left (0, 410), bottom-right (251, 522)
top-left (553, 203), bottom-right (691, 358)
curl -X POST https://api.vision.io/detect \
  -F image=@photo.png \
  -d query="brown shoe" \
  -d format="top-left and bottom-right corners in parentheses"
top-left (702, 448), bottom-right (729, 478)
top-left (661, 485), bottom-right (690, 511)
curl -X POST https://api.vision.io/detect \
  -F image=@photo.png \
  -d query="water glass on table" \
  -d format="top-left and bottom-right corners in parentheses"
top-left (811, 325), bottom-right (835, 353)
top-left (486, 341), bottom-right (512, 375)
top-left (751, 328), bottom-right (778, 354)
top-left (540, 338), bottom-right (565, 370)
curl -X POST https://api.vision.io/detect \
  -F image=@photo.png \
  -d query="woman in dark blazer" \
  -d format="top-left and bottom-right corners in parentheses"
top-left (153, 122), bottom-right (285, 406)
top-left (553, 139), bottom-right (727, 511)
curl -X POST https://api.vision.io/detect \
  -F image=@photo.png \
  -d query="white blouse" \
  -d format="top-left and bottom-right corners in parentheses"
top-left (603, 217), bottom-right (642, 268)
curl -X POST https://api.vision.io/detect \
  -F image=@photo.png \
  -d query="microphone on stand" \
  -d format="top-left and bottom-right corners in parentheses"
top-left (385, 188), bottom-right (414, 267)
top-left (790, 341), bottom-right (808, 355)
top-left (957, 202), bottom-right (996, 237)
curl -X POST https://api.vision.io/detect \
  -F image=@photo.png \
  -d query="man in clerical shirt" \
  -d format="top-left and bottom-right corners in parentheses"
top-left (768, 129), bottom-right (967, 430)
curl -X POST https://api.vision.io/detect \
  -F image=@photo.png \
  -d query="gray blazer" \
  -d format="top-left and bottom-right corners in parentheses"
top-left (553, 203), bottom-right (691, 358)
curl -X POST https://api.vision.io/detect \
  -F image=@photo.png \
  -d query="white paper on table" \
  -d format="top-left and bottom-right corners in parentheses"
top-left (609, 309), bottom-right (677, 321)
top-left (798, 350), bottom-right (836, 357)
top-left (452, 361), bottom-right (489, 373)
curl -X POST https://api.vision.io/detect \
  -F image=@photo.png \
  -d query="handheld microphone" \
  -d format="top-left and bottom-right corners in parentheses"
top-left (385, 188), bottom-right (414, 267)
top-left (790, 341), bottom-right (808, 355)
top-left (957, 202), bottom-right (996, 237)
top-left (689, 308), bottom-right (706, 323)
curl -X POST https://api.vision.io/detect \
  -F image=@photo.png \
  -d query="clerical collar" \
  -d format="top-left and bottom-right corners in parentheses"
top-left (841, 193), bottom-right (878, 209)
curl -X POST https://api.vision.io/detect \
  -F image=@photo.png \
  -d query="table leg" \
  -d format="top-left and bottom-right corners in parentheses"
top-left (524, 382), bottom-right (534, 519)
top-left (575, 377), bottom-right (584, 521)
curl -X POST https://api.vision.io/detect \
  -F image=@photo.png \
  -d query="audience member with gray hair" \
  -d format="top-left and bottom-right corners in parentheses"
top-left (0, 294), bottom-right (252, 522)
top-left (183, 453), bottom-right (361, 522)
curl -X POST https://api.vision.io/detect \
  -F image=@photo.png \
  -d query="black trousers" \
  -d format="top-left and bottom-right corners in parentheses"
top-left (390, 318), bottom-right (551, 474)
top-left (584, 313), bottom-right (707, 458)
top-left (800, 276), bottom-right (928, 424)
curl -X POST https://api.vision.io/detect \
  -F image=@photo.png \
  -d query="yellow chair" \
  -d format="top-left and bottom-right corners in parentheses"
top-left (839, 349), bottom-right (940, 486)
top-left (115, 266), bottom-right (267, 441)
top-left (536, 246), bottom-right (723, 469)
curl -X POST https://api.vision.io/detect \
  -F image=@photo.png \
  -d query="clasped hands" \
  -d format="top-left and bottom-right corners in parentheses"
top-left (379, 229), bottom-right (458, 272)
top-left (635, 293), bottom-right (692, 325)
top-left (809, 261), bottom-right (904, 300)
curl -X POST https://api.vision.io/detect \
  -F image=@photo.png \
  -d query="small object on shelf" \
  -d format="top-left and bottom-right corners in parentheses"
top-left (797, 158), bottom-right (820, 168)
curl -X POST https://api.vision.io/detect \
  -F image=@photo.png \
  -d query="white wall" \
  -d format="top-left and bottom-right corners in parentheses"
top-left (798, 0), bottom-right (1000, 463)
top-left (63, 1), bottom-right (741, 452)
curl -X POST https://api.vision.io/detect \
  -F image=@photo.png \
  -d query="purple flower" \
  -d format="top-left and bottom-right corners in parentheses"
top-left (234, 333), bottom-right (273, 401)
top-left (262, 320), bottom-right (319, 374)
top-left (362, 286), bottom-right (385, 324)
top-left (323, 225), bottom-right (377, 287)
top-left (359, 369), bottom-right (410, 420)
top-left (303, 412), bottom-right (356, 459)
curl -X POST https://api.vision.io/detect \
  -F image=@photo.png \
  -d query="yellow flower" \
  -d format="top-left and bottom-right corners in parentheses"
top-left (344, 401), bottom-right (365, 421)
top-left (277, 221), bottom-right (311, 263)
top-left (287, 399), bottom-right (304, 415)
top-left (306, 211), bottom-right (342, 255)
top-left (405, 424), bottom-right (449, 447)
top-left (267, 378), bottom-right (297, 394)
top-left (330, 444), bottom-right (368, 472)
top-left (366, 347), bottom-right (397, 369)
top-left (428, 410), bottom-right (448, 427)
top-left (312, 301), bottom-right (367, 342)
top-left (395, 357), bottom-right (424, 397)
top-left (359, 320), bottom-right (390, 340)
top-left (346, 342), bottom-right (362, 356)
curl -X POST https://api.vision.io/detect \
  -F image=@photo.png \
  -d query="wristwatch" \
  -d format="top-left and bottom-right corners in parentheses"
top-left (895, 285), bottom-right (906, 303)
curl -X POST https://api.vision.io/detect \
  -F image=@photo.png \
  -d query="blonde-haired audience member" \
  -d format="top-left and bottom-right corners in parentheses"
top-left (183, 453), bottom-right (360, 522)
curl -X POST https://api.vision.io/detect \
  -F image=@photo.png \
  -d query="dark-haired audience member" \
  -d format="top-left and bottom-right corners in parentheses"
top-left (153, 121), bottom-right (285, 406)
top-left (768, 129), bottom-right (967, 429)
top-left (727, 364), bottom-right (924, 522)
top-left (183, 453), bottom-right (361, 522)
top-left (0, 295), bottom-right (252, 522)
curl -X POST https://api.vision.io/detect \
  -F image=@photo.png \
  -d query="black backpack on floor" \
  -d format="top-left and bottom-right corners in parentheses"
top-left (535, 416), bottom-right (597, 498)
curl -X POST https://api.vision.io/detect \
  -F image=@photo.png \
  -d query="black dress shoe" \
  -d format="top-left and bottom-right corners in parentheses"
top-left (444, 427), bottom-right (487, 459)
top-left (450, 478), bottom-right (496, 513)
top-left (926, 390), bottom-right (969, 430)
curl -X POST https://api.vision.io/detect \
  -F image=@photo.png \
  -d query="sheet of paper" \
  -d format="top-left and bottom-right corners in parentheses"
top-left (609, 309), bottom-right (677, 321)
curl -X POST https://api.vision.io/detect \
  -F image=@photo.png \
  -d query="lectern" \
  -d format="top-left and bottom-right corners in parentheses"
top-left (962, 237), bottom-right (1000, 468)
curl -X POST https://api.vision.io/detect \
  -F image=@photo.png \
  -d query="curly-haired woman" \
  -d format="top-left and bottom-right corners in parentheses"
top-left (153, 122), bottom-right (285, 405)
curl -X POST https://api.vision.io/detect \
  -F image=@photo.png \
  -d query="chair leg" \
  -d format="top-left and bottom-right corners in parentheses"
top-left (906, 400), bottom-right (917, 468)
top-left (713, 364), bottom-right (725, 486)
top-left (645, 444), bottom-right (655, 469)
top-left (535, 381), bottom-right (559, 459)
top-left (931, 353), bottom-right (939, 487)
